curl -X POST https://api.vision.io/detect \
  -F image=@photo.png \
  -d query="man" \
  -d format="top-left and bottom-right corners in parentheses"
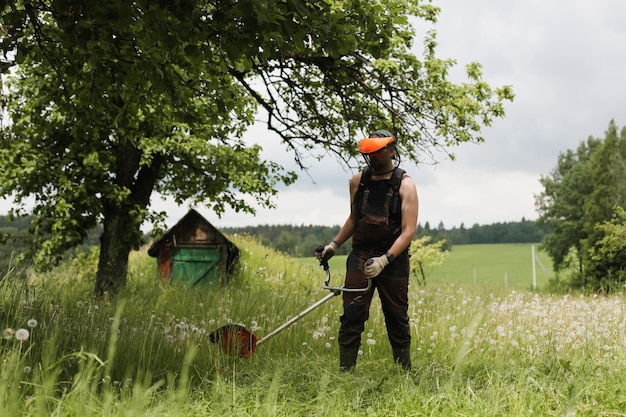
top-left (317, 129), bottom-right (418, 372)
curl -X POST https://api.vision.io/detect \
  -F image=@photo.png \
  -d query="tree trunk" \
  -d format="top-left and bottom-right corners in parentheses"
top-left (95, 208), bottom-right (134, 297)
top-left (93, 143), bottom-right (161, 297)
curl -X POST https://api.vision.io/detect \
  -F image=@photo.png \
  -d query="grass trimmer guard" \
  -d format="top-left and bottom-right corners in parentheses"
top-left (209, 253), bottom-right (371, 358)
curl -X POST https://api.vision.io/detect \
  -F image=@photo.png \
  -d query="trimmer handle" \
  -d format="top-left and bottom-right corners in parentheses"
top-left (315, 245), bottom-right (330, 271)
top-left (315, 246), bottom-right (371, 294)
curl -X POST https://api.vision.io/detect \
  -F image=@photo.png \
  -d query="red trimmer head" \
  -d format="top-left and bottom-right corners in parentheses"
top-left (209, 324), bottom-right (258, 358)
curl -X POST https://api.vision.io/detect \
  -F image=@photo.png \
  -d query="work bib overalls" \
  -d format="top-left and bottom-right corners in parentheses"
top-left (338, 168), bottom-right (411, 369)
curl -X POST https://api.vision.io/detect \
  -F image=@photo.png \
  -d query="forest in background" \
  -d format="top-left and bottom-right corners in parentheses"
top-left (220, 217), bottom-right (546, 257)
top-left (0, 215), bottom-right (546, 274)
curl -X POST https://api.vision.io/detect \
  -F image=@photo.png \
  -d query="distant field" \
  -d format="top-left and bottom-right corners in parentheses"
top-left (426, 243), bottom-right (553, 290)
top-left (322, 243), bottom-right (554, 291)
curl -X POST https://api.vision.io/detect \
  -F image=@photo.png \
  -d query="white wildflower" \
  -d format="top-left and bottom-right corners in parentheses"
top-left (15, 328), bottom-right (29, 342)
top-left (3, 328), bottom-right (15, 340)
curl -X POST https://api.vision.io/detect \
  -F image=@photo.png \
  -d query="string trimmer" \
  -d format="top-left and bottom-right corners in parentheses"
top-left (209, 249), bottom-right (372, 358)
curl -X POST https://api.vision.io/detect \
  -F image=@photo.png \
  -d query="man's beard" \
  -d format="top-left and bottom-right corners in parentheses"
top-left (369, 158), bottom-right (390, 172)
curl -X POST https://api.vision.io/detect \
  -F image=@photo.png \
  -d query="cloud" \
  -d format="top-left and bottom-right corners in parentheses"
top-left (416, 164), bottom-right (543, 228)
top-left (150, 187), bottom-right (349, 230)
top-left (425, 0), bottom-right (626, 178)
top-left (162, 161), bottom-right (543, 232)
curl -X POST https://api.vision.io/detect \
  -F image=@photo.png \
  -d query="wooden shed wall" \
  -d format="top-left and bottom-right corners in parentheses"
top-left (148, 210), bottom-right (239, 285)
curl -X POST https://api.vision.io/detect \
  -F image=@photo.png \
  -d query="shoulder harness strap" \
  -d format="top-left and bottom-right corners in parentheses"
top-left (390, 168), bottom-right (406, 214)
top-left (358, 166), bottom-right (372, 192)
top-left (355, 166), bottom-right (372, 210)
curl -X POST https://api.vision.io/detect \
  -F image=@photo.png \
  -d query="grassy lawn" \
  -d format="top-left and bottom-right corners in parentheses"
top-left (427, 243), bottom-right (554, 290)
top-left (3, 238), bottom-right (625, 416)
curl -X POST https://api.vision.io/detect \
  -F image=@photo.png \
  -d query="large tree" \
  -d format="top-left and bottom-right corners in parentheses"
top-left (535, 138), bottom-right (600, 274)
top-left (0, 0), bottom-right (514, 295)
top-left (582, 122), bottom-right (626, 289)
top-left (536, 121), bottom-right (626, 290)
top-left (583, 122), bottom-right (626, 243)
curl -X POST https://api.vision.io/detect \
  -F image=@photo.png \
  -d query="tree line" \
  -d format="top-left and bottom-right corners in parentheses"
top-left (221, 218), bottom-right (546, 258)
top-left (0, 216), bottom-right (544, 275)
top-left (0, 217), bottom-right (102, 278)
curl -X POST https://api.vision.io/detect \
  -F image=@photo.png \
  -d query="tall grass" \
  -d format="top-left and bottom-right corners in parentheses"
top-left (1, 237), bottom-right (626, 416)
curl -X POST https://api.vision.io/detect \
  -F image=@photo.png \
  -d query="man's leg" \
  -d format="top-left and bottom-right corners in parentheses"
top-left (377, 256), bottom-right (412, 370)
top-left (338, 251), bottom-right (373, 371)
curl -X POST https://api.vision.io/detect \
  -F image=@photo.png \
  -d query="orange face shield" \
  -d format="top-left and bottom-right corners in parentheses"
top-left (359, 136), bottom-right (395, 154)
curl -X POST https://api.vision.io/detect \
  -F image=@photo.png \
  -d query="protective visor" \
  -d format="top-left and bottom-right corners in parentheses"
top-left (359, 136), bottom-right (395, 154)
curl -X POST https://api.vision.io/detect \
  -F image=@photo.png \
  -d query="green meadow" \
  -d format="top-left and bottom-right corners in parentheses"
top-left (326, 243), bottom-right (554, 291)
top-left (3, 238), bottom-right (626, 416)
top-left (427, 243), bottom-right (553, 289)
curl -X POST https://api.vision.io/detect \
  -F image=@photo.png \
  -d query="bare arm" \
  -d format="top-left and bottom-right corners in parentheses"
top-left (330, 172), bottom-right (362, 247)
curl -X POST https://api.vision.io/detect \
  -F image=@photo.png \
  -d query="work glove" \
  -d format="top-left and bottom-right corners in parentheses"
top-left (317, 241), bottom-right (339, 261)
top-left (364, 255), bottom-right (389, 278)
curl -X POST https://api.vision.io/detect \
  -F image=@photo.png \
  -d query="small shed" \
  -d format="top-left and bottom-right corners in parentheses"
top-left (148, 209), bottom-right (239, 286)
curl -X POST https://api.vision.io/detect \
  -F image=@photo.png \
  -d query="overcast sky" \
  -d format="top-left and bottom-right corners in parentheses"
top-left (5, 1), bottom-right (626, 232)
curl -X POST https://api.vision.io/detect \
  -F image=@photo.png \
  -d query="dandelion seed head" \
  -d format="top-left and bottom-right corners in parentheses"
top-left (27, 319), bottom-right (38, 328)
top-left (3, 328), bottom-right (15, 340)
top-left (15, 328), bottom-right (29, 341)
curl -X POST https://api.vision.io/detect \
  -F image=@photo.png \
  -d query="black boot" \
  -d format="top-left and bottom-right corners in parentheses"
top-left (339, 346), bottom-right (359, 373)
top-left (392, 346), bottom-right (412, 371)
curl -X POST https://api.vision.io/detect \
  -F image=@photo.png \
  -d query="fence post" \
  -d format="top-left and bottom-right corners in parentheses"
top-left (531, 245), bottom-right (537, 290)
